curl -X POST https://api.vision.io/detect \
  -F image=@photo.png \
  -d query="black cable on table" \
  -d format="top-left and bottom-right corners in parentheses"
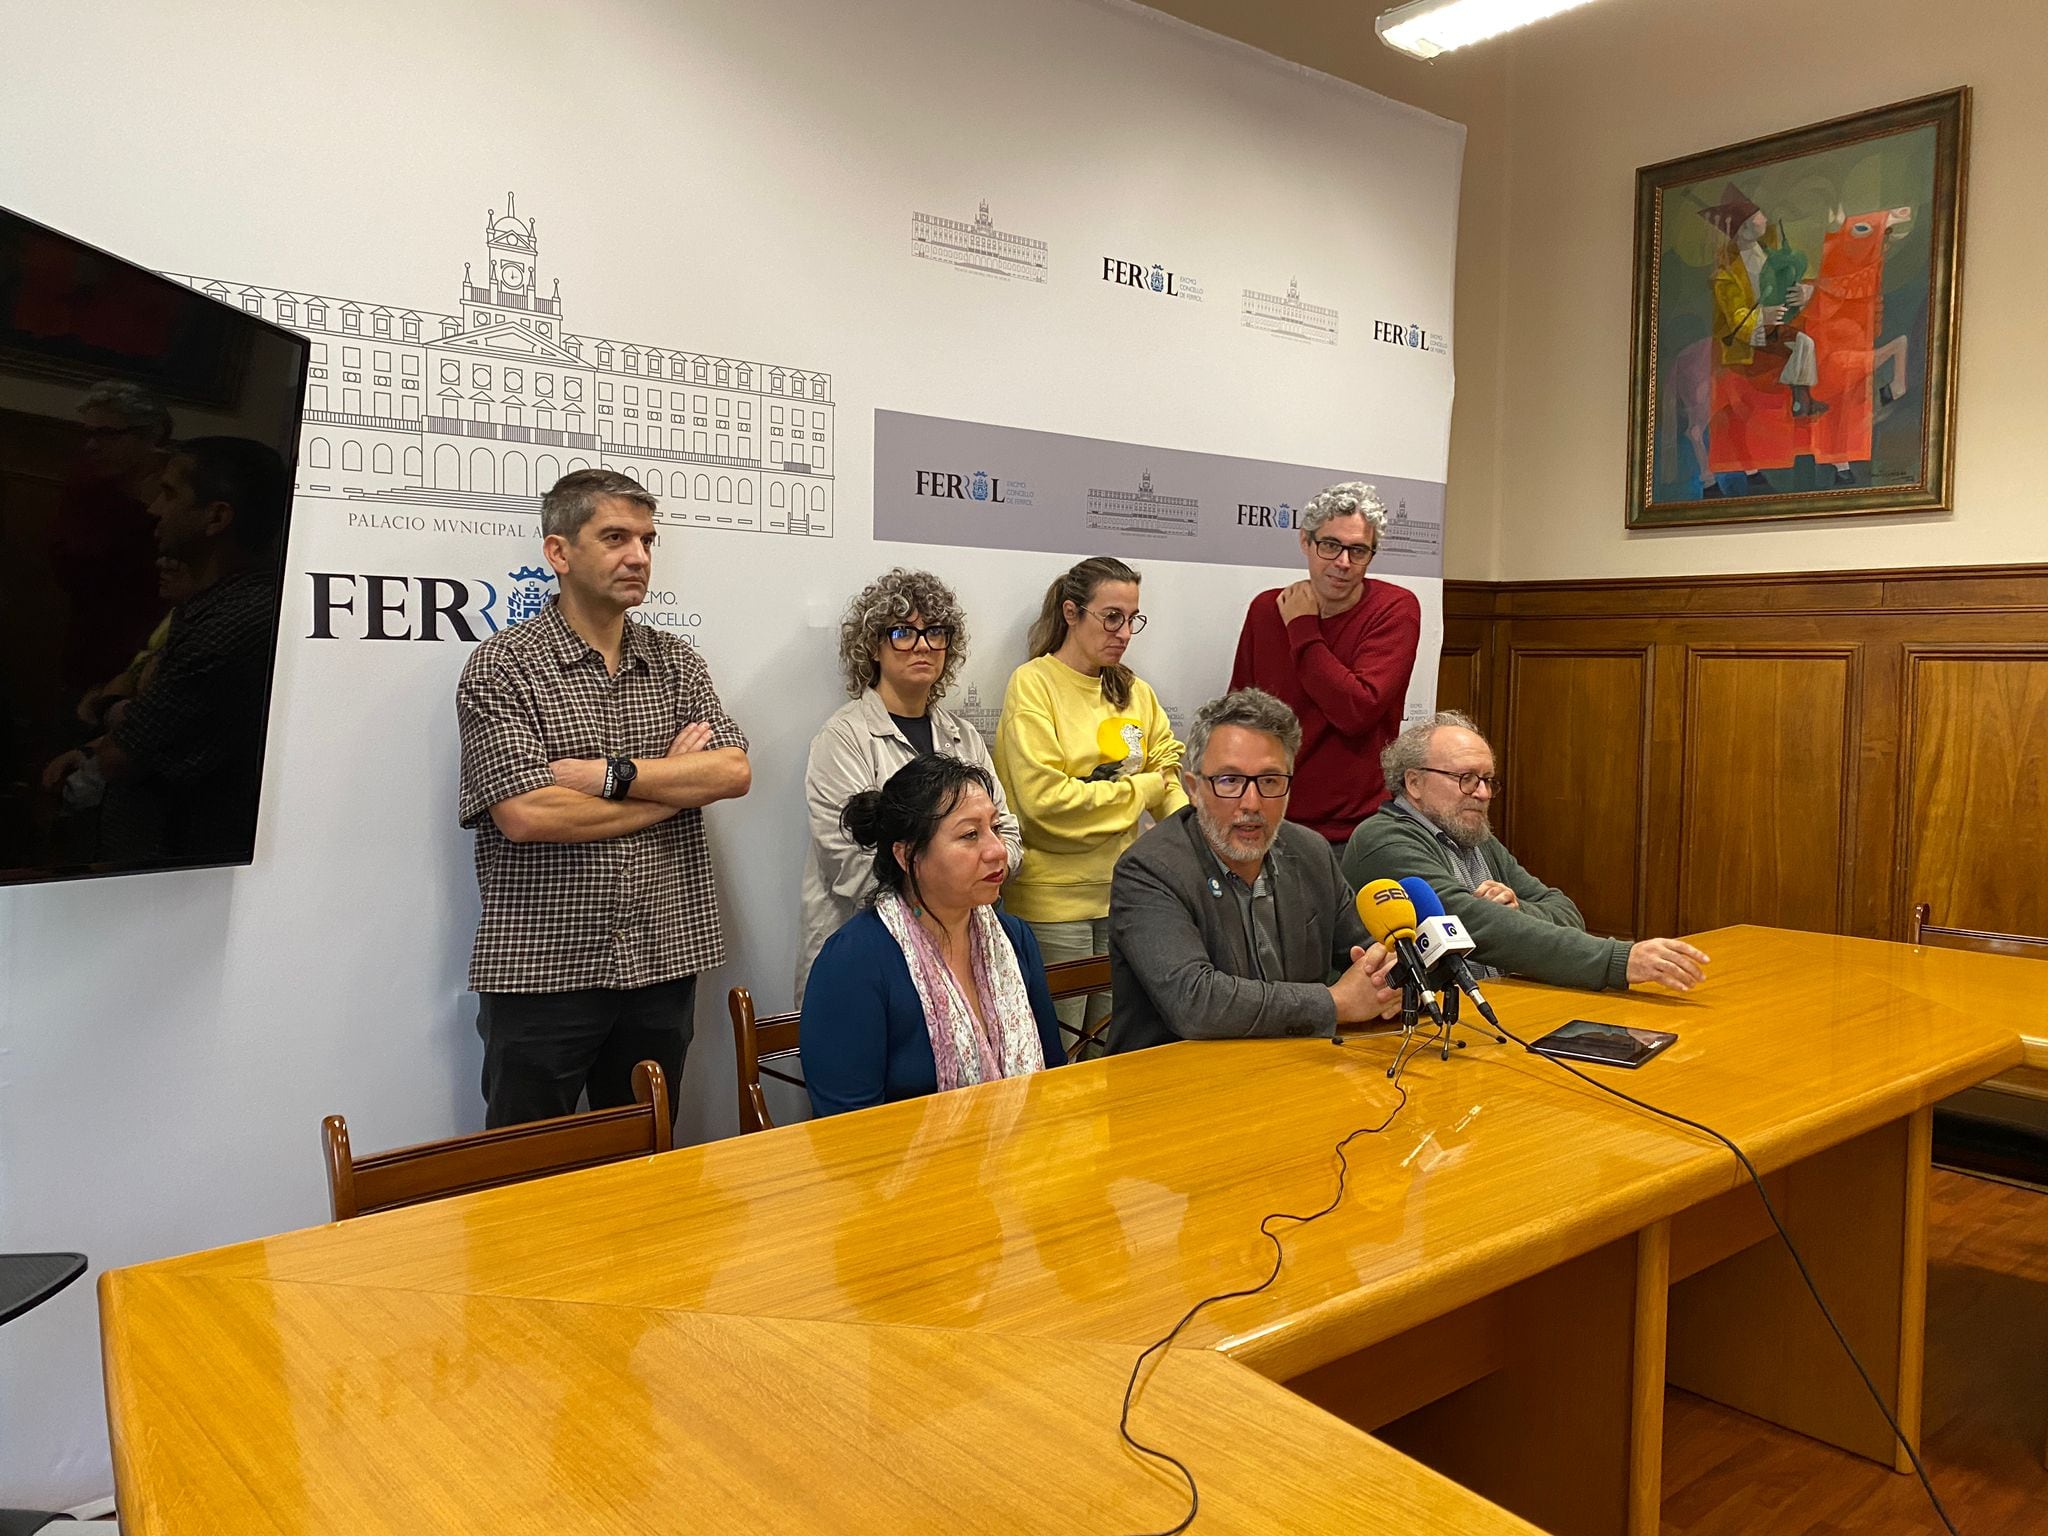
top-left (1116, 1082), bottom-right (1408, 1536)
top-left (1500, 1022), bottom-right (1962, 1536)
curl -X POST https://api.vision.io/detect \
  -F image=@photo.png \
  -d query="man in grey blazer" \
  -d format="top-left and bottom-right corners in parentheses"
top-left (1107, 688), bottom-right (1401, 1052)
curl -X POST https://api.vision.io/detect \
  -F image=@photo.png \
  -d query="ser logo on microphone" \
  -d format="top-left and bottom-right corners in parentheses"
top-left (1365, 883), bottom-right (1411, 918)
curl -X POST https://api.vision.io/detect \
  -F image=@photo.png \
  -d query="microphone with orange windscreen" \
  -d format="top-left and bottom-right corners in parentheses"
top-left (1354, 878), bottom-right (1443, 1026)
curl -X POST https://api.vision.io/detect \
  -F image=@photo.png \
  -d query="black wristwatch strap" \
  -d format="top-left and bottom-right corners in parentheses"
top-left (604, 754), bottom-right (638, 801)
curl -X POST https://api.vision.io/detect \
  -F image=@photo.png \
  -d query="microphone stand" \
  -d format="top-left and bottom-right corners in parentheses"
top-left (1385, 973), bottom-right (1508, 1084)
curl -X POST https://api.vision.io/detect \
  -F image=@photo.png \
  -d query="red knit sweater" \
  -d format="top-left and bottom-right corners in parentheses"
top-left (1228, 581), bottom-right (1422, 843)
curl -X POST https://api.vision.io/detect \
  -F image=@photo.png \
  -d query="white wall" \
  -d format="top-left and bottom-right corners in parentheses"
top-left (1144, 0), bottom-right (1510, 581)
top-left (1160, 0), bottom-right (2048, 580)
top-left (0, 0), bottom-right (1461, 1504)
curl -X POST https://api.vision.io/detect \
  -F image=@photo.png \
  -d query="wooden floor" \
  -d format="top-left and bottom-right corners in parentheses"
top-left (1661, 1169), bottom-right (2048, 1534)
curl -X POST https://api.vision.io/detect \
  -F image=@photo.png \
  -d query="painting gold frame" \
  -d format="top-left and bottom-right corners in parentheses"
top-left (1626, 90), bottom-right (1969, 529)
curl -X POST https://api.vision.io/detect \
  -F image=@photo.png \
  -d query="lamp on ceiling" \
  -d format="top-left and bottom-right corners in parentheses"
top-left (1376, 0), bottom-right (1606, 60)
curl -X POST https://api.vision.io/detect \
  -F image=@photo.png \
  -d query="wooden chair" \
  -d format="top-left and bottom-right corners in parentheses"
top-left (1908, 901), bottom-right (2048, 1085)
top-left (1046, 954), bottom-right (1114, 1062)
top-left (321, 1061), bottom-right (671, 1221)
top-left (1909, 903), bottom-right (2048, 962)
top-left (1909, 905), bottom-right (2048, 1469)
top-left (729, 987), bottom-right (803, 1134)
top-left (730, 954), bottom-right (1114, 1133)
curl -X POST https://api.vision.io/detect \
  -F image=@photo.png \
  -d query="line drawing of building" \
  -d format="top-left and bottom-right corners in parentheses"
top-left (1241, 278), bottom-right (1339, 345)
top-left (911, 199), bottom-right (1048, 283)
top-left (954, 682), bottom-right (1003, 740)
top-left (1087, 469), bottom-right (1199, 538)
top-left (170, 192), bottom-right (835, 537)
top-left (1378, 496), bottom-right (1441, 560)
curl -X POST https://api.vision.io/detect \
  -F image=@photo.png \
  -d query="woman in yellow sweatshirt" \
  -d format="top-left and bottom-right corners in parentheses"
top-left (994, 555), bottom-right (1187, 1050)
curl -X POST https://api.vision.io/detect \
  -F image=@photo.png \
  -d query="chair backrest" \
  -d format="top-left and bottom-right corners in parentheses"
top-left (730, 954), bottom-right (1114, 1132)
top-left (1909, 903), bottom-right (2048, 962)
top-left (322, 1061), bottom-right (671, 1221)
top-left (729, 987), bottom-right (803, 1134)
top-left (1045, 953), bottom-right (1114, 1062)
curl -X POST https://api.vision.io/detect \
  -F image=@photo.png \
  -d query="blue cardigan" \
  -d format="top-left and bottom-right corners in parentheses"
top-left (800, 908), bottom-right (1064, 1117)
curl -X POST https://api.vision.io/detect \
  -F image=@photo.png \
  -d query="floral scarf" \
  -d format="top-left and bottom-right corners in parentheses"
top-left (873, 891), bottom-right (1046, 1092)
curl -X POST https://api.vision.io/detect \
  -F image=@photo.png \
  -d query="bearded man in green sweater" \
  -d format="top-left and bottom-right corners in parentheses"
top-left (1341, 712), bottom-right (1710, 993)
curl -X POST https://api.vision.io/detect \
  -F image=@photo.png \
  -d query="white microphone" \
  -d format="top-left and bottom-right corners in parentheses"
top-left (1400, 879), bottom-right (1502, 1028)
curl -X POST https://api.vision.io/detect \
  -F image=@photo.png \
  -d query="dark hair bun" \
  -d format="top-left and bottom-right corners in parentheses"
top-left (840, 790), bottom-right (886, 848)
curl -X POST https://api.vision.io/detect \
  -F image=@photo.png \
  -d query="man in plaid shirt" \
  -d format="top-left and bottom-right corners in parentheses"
top-left (458, 469), bottom-right (751, 1129)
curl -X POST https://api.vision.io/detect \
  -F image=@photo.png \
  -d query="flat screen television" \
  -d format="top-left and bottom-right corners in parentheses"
top-left (0, 205), bottom-right (308, 885)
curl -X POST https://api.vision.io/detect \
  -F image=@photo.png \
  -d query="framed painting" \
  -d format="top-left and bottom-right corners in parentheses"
top-left (1626, 89), bottom-right (1969, 528)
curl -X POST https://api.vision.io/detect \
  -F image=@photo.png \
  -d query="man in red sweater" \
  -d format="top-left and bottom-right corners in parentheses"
top-left (1228, 481), bottom-right (1420, 848)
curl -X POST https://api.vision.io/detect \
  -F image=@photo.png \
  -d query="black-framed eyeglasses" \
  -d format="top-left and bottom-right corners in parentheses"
top-left (1080, 607), bottom-right (1147, 634)
top-left (1194, 772), bottom-right (1294, 799)
top-left (883, 624), bottom-right (953, 652)
top-left (1310, 536), bottom-right (1377, 565)
top-left (1414, 766), bottom-right (1502, 796)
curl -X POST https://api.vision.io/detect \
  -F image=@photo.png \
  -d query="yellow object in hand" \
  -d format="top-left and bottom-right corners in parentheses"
top-left (1096, 717), bottom-right (1144, 772)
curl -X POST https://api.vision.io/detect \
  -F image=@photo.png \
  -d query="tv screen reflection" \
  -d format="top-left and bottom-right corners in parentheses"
top-left (0, 206), bottom-right (308, 884)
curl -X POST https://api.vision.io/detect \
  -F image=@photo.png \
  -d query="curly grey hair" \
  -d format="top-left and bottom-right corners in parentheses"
top-left (1184, 688), bottom-right (1302, 773)
top-left (836, 568), bottom-right (968, 701)
top-left (1380, 710), bottom-right (1484, 796)
top-left (1298, 480), bottom-right (1389, 540)
top-left (79, 379), bottom-right (172, 443)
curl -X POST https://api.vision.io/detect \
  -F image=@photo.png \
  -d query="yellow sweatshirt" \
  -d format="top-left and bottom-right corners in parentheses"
top-left (993, 654), bottom-right (1190, 923)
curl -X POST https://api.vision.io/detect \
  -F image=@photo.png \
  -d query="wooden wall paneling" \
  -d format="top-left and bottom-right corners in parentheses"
top-left (1441, 584), bottom-right (1503, 742)
top-left (1675, 647), bottom-right (1861, 935)
top-left (1473, 563), bottom-right (2048, 620)
top-left (1486, 618), bottom-right (1514, 796)
top-left (1895, 646), bottom-right (2048, 941)
top-left (1501, 647), bottom-right (1651, 939)
top-left (1639, 643), bottom-right (1691, 941)
top-left (1440, 568), bottom-right (2048, 949)
top-left (1436, 641), bottom-right (1485, 732)
top-left (1847, 636), bottom-right (1907, 940)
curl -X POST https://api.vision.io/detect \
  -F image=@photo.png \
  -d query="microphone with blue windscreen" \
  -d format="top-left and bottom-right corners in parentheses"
top-left (1398, 877), bottom-right (1502, 1029)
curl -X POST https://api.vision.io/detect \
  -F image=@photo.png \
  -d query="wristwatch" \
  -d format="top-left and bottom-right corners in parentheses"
top-left (602, 755), bottom-right (638, 801)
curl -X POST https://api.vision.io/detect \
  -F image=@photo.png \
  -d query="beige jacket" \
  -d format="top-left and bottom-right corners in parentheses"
top-left (795, 689), bottom-right (1023, 1001)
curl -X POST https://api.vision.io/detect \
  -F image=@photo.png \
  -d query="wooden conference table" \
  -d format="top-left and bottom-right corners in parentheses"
top-left (100, 927), bottom-right (2030, 1534)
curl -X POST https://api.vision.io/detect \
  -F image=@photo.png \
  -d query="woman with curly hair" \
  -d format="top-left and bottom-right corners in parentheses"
top-left (796, 567), bottom-right (1021, 1002)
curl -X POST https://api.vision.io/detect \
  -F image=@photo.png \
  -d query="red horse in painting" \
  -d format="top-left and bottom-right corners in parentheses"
top-left (1662, 205), bottom-right (1916, 485)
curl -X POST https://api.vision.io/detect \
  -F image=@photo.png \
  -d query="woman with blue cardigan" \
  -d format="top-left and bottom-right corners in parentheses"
top-left (801, 755), bottom-right (1063, 1117)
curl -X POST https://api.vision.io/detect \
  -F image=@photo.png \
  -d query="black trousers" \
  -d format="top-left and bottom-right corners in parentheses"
top-left (477, 977), bottom-right (696, 1130)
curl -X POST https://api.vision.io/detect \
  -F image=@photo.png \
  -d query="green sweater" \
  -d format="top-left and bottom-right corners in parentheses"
top-left (1340, 804), bottom-right (1632, 991)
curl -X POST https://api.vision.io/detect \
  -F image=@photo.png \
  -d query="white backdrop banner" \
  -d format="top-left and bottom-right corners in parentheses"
top-left (0, 0), bottom-right (1461, 1503)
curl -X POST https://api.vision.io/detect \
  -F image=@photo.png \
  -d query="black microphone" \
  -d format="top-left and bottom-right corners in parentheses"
top-left (1400, 877), bottom-right (1502, 1029)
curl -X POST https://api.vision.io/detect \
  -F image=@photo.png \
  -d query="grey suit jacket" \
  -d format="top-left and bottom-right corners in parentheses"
top-left (1107, 808), bottom-right (1368, 1052)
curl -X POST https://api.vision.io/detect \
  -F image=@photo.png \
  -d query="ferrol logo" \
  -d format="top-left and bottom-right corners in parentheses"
top-left (912, 467), bottom-right (1036, 507)
top-left (1234, 501), bottom-right (1296, 529)
top-left (915, 469), bottom-right (1006, 503)
top-left (308, 568), bottom-right (707, 645)
top-left (1101, 257), bottom-right (1204, 302)
top-left (307, 566), bottom-right (557, 641)
top-left (1373, 318), bottom-right (1447, 353)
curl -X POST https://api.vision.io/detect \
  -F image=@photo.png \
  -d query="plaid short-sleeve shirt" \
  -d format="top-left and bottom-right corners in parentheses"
top-left (457, 598), bottom-right (747, 993)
